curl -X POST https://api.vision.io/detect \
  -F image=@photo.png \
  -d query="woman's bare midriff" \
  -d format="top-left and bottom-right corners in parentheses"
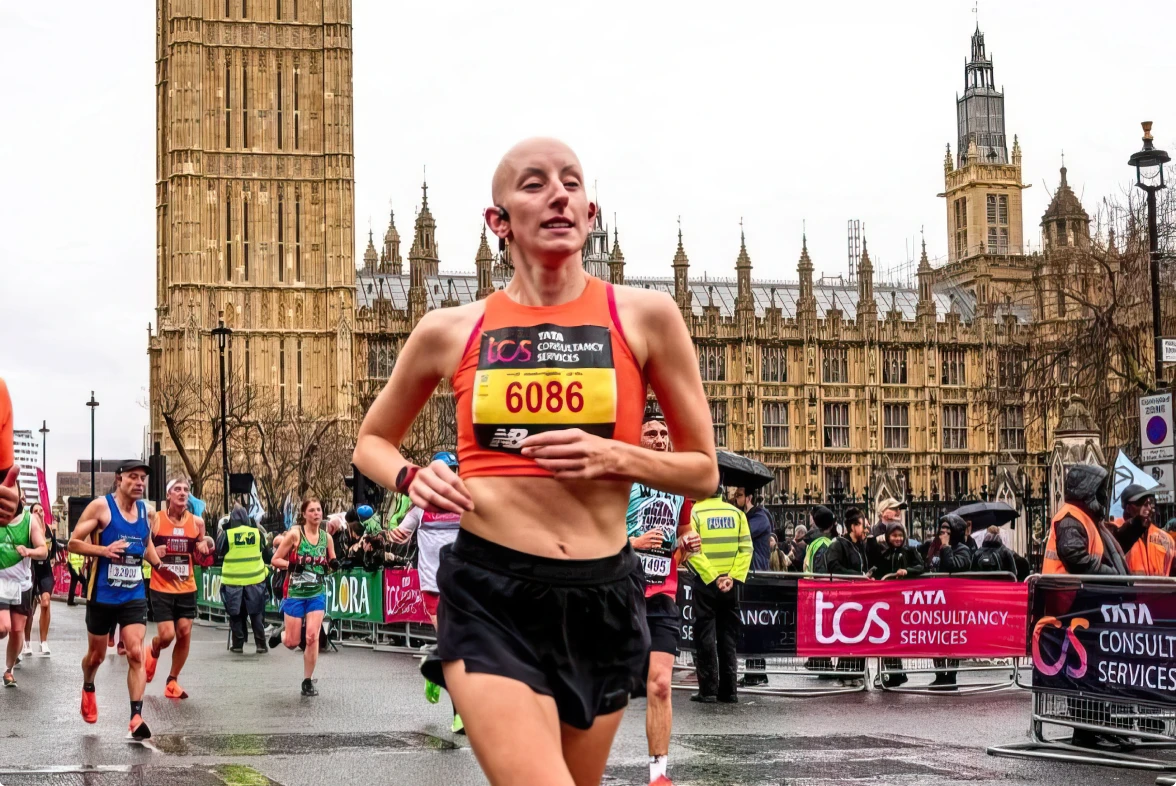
top-left (459, 476), bottom-right (632, 559)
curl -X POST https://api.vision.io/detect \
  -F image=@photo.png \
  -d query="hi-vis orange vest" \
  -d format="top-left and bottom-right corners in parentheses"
top-left (1043, 503), bottom-right (1104, 574)
top-left (1125, 525), bottom-right (1174, 577)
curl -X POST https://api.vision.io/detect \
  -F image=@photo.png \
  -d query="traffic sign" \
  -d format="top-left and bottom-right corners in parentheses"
top-left (1143, 463), bottom-right (1175, 503)
top-left (1164, 339), bottom-right (1176, 364)
top-left (1140, 392), bottom-right (1174, 463)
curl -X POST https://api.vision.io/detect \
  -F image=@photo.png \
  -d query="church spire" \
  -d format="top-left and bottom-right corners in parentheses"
top-left (362, 228), bottom-right (378, 272)
top-left (608, 225), bottom-right (625, 285)
top-left (672, 218), bottom-right (692, 314)
top-left (796, 232), bottom-right (817, 327)
top-left (857, 237), bottom-right (876, 324)
top-left (735, 220), bottom-right (754, 320)
top-left (917, 230), bottom-right (936, 319)
top-left (409, 175), bottom-right (440, 277)
top-left (475, 224), bottom-right (495, 300)
top-left (382, 206), bottom-right (402, 274)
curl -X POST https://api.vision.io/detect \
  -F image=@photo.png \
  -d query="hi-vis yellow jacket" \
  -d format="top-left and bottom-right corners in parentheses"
top-left (687, 495), bottom-right (752, 584)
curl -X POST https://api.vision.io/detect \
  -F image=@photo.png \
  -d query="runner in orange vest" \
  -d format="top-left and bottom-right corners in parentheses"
top-left (1042, 465), bottom-right (1127, 576)
top-left (1113, 484), bottom-right (1175, 577)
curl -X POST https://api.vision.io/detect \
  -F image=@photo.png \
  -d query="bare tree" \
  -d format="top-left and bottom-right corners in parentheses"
top-left (400, 388), bottom-right (458, 468)
top-left (155, 370), bottom-right (261, 502)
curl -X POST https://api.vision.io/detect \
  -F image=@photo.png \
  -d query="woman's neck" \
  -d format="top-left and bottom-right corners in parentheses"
top-left (304, 521), bottom-right (320, 536)
top-left (504, 253), bottom-right (587, 307)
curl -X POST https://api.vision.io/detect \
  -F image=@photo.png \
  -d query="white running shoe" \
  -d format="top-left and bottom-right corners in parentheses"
top-left (21, 642), bottom-right (32, 658)
top-left (39, 642), bottom-right (51, 656)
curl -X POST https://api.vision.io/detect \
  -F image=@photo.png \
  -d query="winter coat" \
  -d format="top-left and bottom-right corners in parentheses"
top-left (747, 506), bottom-right (775, 572)
top-left (875, 522), bottom-right (924, 578)
top-left (1054, 512), bottom-right (1128, 575)
top-left (787, 538), bottom-right (807, 572)
top-left (826, 536), bottom-right (870, 576)
top-left (935, 513), bottom-right (976, 574)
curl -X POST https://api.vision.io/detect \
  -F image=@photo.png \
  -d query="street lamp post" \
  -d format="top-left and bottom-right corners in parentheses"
top-left (38, 420), bottom-right (48, 474)
top-left (85, 393), bottom-right (99, 497)
top-left (211, 316), bottom-right (233, 518)
top-left (1128, 121), bottom-right (1171, 385)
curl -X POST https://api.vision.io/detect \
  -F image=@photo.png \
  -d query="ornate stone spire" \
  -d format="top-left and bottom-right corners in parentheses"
top-left (944, 143), bottom-right (953, 175)
top-left (672, 218), bottom-right (692, 314)
top-left (382, 207), bottom-right (402, 274)
top-left (362, 229), bottom-right (378, 272)
top-left (796, 233), bottom-right (817, 325)
top-left (608, 225), bottom-right (625, 285)
top-left (475, 224), bottom-right (495, 300)
top-left (409, 176), bottom-right (440, 277)
top-left (735, 220), bottom-right (754, 319)
top-left (856, 237), bottom-right (877, 324)
top-left (917, 231), bottom-right (936, 319)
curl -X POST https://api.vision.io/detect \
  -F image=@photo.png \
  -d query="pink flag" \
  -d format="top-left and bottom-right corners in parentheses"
top-left (36, 468), bottom-right (54, 527)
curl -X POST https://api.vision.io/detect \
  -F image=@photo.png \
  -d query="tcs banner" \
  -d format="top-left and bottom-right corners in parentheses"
top-left (1032, 578), bottom-right (1176, 706)
top-left (796, 578), bottom-right (1028, 658)
top-left (383, 569), bottom-right (431, 624)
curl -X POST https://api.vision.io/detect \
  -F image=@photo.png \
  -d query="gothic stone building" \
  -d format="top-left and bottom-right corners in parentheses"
top-left (351, 26), bottom-right (1120, 503)
top-left (149, 0), bottom-right (357, 486)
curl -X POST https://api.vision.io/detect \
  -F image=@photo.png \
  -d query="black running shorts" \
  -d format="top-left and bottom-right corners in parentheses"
top-left (151, 591), bottom-right (197, 623)
top-left (645, 592), bottom-right (681, 656)
top-left (422, 530), bottom-right (649, 730)
top-left (85, 599), bottom-right (148, 636)
top-left (34, 563), bottom-right (54, 596)
top-left (0, 588), bottom-right (34, 618)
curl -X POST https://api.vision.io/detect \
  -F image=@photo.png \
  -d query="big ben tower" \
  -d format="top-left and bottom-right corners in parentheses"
top-left (150, 1), bottom-right (356, 466)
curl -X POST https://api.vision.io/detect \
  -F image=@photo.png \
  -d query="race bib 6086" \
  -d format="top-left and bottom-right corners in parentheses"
top-left (473, 324), bottom-right (617, 453)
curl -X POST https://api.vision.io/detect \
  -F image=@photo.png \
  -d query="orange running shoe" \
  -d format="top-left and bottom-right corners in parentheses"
top-left (650, 778), bottom-right (674, 786)
top-left (144, 647), bottom-right (158, 683)
top-left (164, 679), bottom-right (188, 699)
top-left (128, 713), bottom-right (152, 740)
top-left (80, 687), bottom-right (98, 724)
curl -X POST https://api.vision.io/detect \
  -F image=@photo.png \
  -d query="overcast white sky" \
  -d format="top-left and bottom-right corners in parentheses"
top-left (1, 0), bottom-right (1172, 499)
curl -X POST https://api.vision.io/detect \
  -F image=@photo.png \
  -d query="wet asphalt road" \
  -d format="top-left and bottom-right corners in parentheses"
top-left (0, 603), bottom-right (1166, 785)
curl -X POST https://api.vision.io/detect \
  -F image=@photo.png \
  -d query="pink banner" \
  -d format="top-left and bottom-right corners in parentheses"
top-left (36, 468), bottom-right (53, 527)
top-left (383, 568), bottom-right (431, 625)
top-left (51, 562), bottom-right (71, 599)
top-left (796, 578), bottom-right (1028, 658)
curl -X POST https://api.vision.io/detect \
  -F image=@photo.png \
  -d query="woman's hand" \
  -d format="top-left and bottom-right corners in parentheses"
top-left (409, 459), bottom-right (474, 515)
top-left (520, 429), bottom-right (620, 480)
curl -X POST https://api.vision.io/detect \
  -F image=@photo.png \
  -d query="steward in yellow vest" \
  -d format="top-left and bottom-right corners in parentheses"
top-left (215, 506), bottom-right (271, 652)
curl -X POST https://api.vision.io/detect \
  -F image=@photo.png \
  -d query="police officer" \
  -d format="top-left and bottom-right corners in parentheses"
top-left (687, 481), bottom-right (752, 704)
top-left (217, 506), bottom-right (271, 653)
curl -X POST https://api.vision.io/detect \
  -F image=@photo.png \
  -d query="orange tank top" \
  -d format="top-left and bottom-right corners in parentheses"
top-left (150, 508), bottom-right (200, 594)
top-left (453, 275), bottom-right (645, 478)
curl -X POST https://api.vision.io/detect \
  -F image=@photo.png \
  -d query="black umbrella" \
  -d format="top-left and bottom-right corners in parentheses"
top-left (950, 501), bottom-right (1018, 530)
top-left (716, 451), bottom-right (774, 492)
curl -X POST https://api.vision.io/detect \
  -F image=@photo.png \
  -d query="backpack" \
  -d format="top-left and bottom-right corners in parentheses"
top-left (973, 547), bottom-right (1002, 573)
top-left (805, 536), bottom-right (834, 574)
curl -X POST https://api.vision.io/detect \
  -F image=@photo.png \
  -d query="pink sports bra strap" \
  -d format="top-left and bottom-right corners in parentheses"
top-left (462, 315), bottom-right (485, 359)
top-left (605, 283), bottom-right (629, 345)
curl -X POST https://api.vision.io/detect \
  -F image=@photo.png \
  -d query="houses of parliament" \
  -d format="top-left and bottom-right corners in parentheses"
top-left (149, 1), bottom-right (1130, 504)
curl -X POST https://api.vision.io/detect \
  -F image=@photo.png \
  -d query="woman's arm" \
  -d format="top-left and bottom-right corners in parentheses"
top-left (353, 308), bottom-right (475, 514)
top-left (271, 529), bottom-right (297, 570)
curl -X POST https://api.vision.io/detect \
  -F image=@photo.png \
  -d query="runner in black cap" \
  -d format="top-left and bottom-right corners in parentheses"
top-left (69, 459), bottom-right (165, 739)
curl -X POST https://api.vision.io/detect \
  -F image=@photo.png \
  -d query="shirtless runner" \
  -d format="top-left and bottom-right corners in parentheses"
top-left (353, 137), bottom-right (716, 786)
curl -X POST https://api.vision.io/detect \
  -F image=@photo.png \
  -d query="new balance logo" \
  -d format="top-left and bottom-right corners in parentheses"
top-left (489, 428), bottom-right (529, 449)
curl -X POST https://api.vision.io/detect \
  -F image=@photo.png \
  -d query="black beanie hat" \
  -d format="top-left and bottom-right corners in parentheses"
top-left (811, 505), bottom-right (836, 532)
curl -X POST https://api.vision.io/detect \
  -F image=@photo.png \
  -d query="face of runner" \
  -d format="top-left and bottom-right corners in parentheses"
top-left (640, 420), bottom-right (670, 453)
top-left (29, 502), bottom-right (43, 518)
top-left (117, 469), bottom-right (147, 500)
top-left (303, 501), bottom-right (322, 527)
top-left (490, 139), bottom-right (595, 264)
top-left (167, 481), bottom-right (189, 512)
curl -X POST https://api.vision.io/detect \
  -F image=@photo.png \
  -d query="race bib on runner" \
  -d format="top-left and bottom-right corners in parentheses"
top-left (639, 554), bottom-right (672, 582)
top-left (108, 557), bottom-right (143, 588)
top-left (162, 560), bottom-right (190, 579)
top-left (628, 494), bottom-right (680, 586)
top-left (472, 324), bottom-right (617, 453)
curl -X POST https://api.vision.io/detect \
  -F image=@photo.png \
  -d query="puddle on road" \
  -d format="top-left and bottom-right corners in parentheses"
top-left (152, 731), bottom-right (457, 757)
top-left (0, 764), bottom-right (278, 786)
top-left (606, 734), bottom-right (988, 786)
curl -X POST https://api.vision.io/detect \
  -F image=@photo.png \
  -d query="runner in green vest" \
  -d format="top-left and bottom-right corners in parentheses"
top-left (217, 506), bottom-right (270, 654)
top-left (1, 504), bottom-right (48, 687)
top-left (271, 497), bottom-right (336, 696)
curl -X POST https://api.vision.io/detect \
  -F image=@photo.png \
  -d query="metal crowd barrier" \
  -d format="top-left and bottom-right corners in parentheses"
top-left (988, 574), bottom-right (1176, 773)
top-left (873, 571), bottom-right (1023, 696)
top-left (673, 572), bottom-right (870, 697)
